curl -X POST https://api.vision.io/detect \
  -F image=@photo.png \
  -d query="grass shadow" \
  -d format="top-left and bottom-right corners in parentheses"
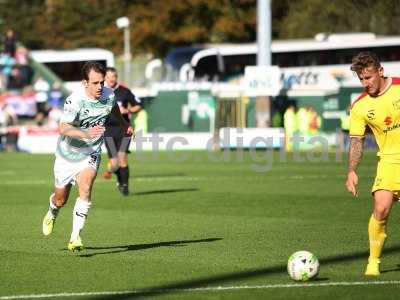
top-left (310, 277), bottom-right (329, 282)
top-left (79, 238), bottom-right (222, 258)
top-left (135, 173), bottom-right (186, 178)
top-left (134, 188), bottom-right (198, 196)
top-left (381, 264), bottom-right (400, 274)
top-left (93, 244), bottom-right (400, 299)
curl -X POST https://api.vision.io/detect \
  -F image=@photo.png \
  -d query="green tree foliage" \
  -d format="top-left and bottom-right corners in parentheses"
top-left (0, 0), bottom-right (399, 57)
top-left (0, 0), bottom-right (130, 53)
top-left (34, 0), bottom-right (128, 53)
top-left (1, 0), bottom-right (257, 56)
top-left (131, 0), bottom-right (256, 56)
top-left (276, 0), bottom-right (400, 39)
top-left (0, 0), bottom-right (44, 49)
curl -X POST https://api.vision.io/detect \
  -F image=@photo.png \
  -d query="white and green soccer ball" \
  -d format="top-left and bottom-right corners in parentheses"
top-left (287, 250), bottom-right (319, 281)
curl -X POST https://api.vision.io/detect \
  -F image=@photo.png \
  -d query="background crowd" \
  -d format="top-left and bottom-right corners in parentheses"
top-left (0, 29), bottom-right (65, 152)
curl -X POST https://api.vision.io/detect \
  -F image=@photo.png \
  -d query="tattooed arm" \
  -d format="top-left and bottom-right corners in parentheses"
top-left (346, 136), bottom-right (364, 197)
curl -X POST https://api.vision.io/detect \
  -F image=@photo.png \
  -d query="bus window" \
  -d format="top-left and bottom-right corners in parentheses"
top-left (165, 46), bottom-right (204, 81)
top-left (223, 54), bottom-right (256, 79)
top-left (194, 55), bottom-right (220, 81)
top-left (44, 60), bottom-right (107, 82)
top-left (171, 37), bottom-right (400, 83)
top-left (272, 46), bottom-right (400, 68)
top-left (30, 48), bottom-right (114, 91)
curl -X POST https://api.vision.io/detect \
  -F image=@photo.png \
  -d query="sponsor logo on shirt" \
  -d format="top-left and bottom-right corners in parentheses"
top-left (367, 110), bottom-right (375, 120)
top-left (383, 118), bottom-right (400, 133)
top-left (384, 116), bottom-right (393, 126)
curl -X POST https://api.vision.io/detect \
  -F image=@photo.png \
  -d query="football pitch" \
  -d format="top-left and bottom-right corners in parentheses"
top-left (1, 150), bottom-right (400, 300)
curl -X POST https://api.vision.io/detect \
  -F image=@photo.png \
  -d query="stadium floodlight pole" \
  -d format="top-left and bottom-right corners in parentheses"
top-left (255, 0), bottom-right (272, 127)
top-left (257, 0), bottom-right (271, 66)
top-left (116, 16), bottom-right (131, 86)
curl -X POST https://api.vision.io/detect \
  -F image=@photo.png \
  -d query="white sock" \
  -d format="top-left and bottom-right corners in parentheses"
top-left (70, 198), bottom-right (91, 242)
top-left (48, 193), bottom-right (59, 218)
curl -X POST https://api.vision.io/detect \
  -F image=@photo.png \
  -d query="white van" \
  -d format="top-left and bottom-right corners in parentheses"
top-left (29, 48), bottom-right (115, 91)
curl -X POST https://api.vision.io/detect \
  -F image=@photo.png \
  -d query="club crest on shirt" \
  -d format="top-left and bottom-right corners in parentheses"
top-left (81, 107), bottom-right (111, 117)
top-left (367, 110), bottom-right (375, 120)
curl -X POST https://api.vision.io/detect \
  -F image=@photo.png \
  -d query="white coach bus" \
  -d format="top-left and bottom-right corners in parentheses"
top-left (155, 33), bottom-right (400, 89)
top-left (29, 48), bottom-right (115, 91)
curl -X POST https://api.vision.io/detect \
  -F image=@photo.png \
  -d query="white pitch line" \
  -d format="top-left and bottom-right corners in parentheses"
top-left (0, 170), bottom-right (15, 175)
top-left (0, 174), bottom-right (348, 186)
top-left (1, 280), bottom-right (400, 299)
top-left (0, 179), bottom-right (49, 185)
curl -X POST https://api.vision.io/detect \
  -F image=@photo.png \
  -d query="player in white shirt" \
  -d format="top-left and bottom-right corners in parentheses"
top-left (42, 62), bottom-right (134, 251)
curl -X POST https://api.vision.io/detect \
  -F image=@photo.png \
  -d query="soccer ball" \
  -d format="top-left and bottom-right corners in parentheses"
top-left (287, 251), bottom-right (319, 281)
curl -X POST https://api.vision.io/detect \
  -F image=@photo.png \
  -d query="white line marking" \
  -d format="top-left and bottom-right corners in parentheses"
top-left (1, 280), bottom-right (400, 299)
top-left (0, 174), bottom-right (349, 185)
top-left (1, 180), bottom-right (48, 185)
top-left (0, 170), bottom-right (15, 175)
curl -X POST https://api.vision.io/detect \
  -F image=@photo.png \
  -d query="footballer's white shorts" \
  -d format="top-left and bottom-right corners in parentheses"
top-left (53, 152), bottom-right (101, 188)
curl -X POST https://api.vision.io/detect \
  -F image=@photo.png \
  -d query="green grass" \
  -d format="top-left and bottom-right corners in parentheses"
top-left (1, 150), bottom-right (400, 299)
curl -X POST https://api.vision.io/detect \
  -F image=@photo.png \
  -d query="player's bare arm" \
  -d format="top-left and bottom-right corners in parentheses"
top-left (346, 136), bottom-right (364, 197)
top-left (128, 104), bottom-right (142, 114)
top-left (59, 122), bottom-right (105, 139)
top-left (119, 105), bottom-right (130, 114)
top-left (111, 104), bottom-right (134, 136)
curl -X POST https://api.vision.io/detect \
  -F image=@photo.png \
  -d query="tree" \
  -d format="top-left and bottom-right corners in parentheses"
top-left (276, 0), bottom-right (400, 39)
top-left (131, 0), bottom-right (257, 57)
top-left (1, 0), bottom-right (399, 58)
top-left (1, 0), bottom-right (257, 57)
top-left (34, 0), bottom-right (127, 52)
top-left (0, 0), bottom-right (44, 49)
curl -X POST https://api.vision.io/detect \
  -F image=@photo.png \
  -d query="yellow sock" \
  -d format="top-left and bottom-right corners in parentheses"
top-left (368, 215), bottom-right (387, 260)
top-left (107, 160), bottom-right (112, 172)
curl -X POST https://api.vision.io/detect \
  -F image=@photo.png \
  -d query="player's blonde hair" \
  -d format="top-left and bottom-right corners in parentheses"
top-left (350, 51), bottom-right (381, 74)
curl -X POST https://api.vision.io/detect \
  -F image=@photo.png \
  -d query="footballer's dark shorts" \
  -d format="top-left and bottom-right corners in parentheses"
top-left (104, 128), bottom-right (131, 158)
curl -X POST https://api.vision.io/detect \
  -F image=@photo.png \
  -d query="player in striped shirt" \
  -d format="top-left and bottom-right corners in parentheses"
top-left (42, 62), bottom-right (134, 251)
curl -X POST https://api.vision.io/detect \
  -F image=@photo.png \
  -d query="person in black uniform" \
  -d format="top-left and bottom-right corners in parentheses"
top-left (103, 67), bottom-right (141, 196)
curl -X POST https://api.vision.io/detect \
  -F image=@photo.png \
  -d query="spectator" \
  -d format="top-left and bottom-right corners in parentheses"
top-left (15, 46), bottom-right (33, 86)
top-left (340, 105), bottom-right (351, 151)
top-left (307, 107), bottom-right (322, 135)
top-left (15, 46), bottom-right (28, 65)
top-left (7, 65), bottom-right (25, 90)
top-left (48, 81), bottom-right (63, 108)
top-left (0, 101), bottom-right (18, 152)
top-left (0, 52), bottom-right (16, 89)
top-left (296, 106), bottom-right (308, 136)
top-left (0, 71), bottom-right (5, 92)
top-left (3, 29), bottom-right (17, 58)
top-left (47, 106), bottom-right (62, 129)
top-left (47, 82), bottom-right (64, 129)
top-left (133, 109), bottom-right (148, 134)
top-left (33, 77), bottom-right (50, 126)
top-left (284, 105), bottom-right (298, 151)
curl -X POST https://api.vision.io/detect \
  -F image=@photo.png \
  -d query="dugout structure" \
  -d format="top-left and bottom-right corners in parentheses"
top-left (212, 86), bottom-right (248, 150)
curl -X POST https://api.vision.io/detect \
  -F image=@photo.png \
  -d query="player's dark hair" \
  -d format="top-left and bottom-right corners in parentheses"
top-left (350, 51), bottom-right (381, 74)
top-left (82, 62), bottom-right (106, 81)
top-left (106, 67), bottom-right (118, 74)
